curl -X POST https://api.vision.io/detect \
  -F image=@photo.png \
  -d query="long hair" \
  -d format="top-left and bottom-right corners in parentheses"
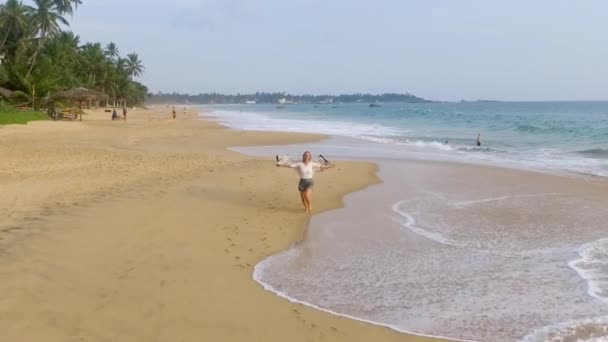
top-left (302, 151), bottom-right (312, 163)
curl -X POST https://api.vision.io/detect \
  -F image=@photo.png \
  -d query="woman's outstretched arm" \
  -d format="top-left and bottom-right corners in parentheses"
top-left (316, 163), bottom-right (335, 171)
top-left (276, 163), bottom-right (297, 168)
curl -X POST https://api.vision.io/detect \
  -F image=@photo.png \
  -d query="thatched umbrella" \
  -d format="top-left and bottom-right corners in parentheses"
top-left (53, 87), bottom-right (109, 108)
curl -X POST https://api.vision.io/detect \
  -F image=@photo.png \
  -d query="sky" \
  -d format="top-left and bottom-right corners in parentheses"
top-left (62, 0), bottom-right (608, 101)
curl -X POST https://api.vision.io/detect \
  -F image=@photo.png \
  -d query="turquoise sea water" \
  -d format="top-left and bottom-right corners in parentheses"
top-left (205, 101), bottom-right (608, 176)
top-left (202, 102), bottom-right (608, 341)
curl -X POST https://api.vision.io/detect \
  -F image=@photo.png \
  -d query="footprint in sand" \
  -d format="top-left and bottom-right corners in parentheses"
top-left (2, 226), bottom-right (21, 233)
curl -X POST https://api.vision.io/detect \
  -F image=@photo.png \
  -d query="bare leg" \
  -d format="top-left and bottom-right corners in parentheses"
top-left (304, 189), bottom-right (313, 213)
top-left (299, 191), bottom-right (307, 212)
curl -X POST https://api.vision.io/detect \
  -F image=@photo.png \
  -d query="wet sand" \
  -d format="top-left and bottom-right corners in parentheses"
top-left (253, 156), bottom-right (608, 341)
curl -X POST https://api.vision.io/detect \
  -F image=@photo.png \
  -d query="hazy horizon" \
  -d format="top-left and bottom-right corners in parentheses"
top-left (65, 0), bottom-right (608, 102)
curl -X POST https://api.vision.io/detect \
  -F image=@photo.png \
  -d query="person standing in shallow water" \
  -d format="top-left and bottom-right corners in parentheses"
top-left (276, 151), bottom-right (335, 213)
top-left (477, 133), bottom-right (482, 147)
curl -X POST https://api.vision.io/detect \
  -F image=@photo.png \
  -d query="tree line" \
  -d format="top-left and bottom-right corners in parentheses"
top-left (147, 92), bottom-right (430, 104)
top-left (0, 0), bottom-right (147, 108)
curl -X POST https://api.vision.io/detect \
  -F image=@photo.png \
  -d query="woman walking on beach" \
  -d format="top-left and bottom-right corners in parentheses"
top-left (276, 151), bottom-right (334, 213)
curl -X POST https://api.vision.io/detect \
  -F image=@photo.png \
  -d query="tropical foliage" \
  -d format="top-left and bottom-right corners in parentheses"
top-left (0, 0), bottom-right (147, 108)
top-left (0, 109), bottom-right (48, 124)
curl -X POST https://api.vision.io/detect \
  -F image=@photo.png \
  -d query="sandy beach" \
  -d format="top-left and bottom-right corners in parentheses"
top-left (0, 108), bottom-right (442, 341)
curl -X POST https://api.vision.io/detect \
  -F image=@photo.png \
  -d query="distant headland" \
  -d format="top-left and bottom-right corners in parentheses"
top-left (146, 92), bottom-right (431, 105)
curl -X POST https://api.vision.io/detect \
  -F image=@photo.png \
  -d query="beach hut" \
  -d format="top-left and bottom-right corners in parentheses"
top-left (53, 87), bottom-right (109, 109)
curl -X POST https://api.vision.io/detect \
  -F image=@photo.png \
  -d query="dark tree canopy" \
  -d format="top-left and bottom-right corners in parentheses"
top-left (147, 92), bottom-right (429, 105)
top-left (0, 0), bottom-right (147, 107)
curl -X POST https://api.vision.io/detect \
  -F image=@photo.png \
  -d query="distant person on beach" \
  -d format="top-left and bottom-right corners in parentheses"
top-left (172, 106), bottom-right (176, 119)
top-left (276, 151), bottom-right (335, 213)
top-left (122, 107), bottom-right (127, 120)
top-left (477, 133), bottom-right (482, 147)
top-left (112, 110), bottom-right (118, 120)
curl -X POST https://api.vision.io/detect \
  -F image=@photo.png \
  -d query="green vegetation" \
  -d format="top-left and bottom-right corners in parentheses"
top-left (147, 92), bottom-right (430, 105)
top-left (0, 101), bottom-right (47, 124)
top-left (0, 0), bottom-right (148, 109)
top-left (0, 110), bottom-right (48, 124)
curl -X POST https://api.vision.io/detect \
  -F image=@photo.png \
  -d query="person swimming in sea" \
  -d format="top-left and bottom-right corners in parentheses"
top-left (276, 151), bottom-right (335, 213)
top-left (477, 133), bottom-right (481, 147)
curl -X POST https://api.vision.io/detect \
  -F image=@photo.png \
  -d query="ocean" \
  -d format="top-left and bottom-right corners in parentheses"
top-left (205, 102), bottom-right (608, 177)
top-left (201, 102), bottom-right (608, 341)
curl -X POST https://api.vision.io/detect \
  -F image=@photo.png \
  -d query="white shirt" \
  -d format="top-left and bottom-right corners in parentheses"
top-left (290, 162), bottom-right (321, 179)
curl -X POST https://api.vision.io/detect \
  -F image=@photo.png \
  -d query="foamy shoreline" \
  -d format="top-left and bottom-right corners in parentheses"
top-left (203, 104), bottom-right (608, 179)
top-left (222, 108), bottom-right (608, 341)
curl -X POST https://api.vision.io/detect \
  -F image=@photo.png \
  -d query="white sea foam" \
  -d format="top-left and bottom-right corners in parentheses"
top-left (357, 137), bottom-right (454, 152)
top-left (520, 316), bottom-right (608, 342)
top-left (203, 110), bottom-right (407, 139)
top-left (451, 193), bottom-right (560, 208)
top-left (203, 108), bottom-right (608, 177)
top-left (517, 239), bottom-right (608, 341)
top-left (252, 254), bottom-right (475, 342)
top-left (569, 239), bottom-right (608, 305)
top-left (391, 199), bottom-right (527, 259)
top-left (412, 140), bottom-right (454, 151)
top-left (391, 200), bottom-right (456, 247)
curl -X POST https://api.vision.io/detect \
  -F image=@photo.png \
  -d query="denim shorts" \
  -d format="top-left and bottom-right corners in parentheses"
top-left (298, 178), bottom-right (314, 192)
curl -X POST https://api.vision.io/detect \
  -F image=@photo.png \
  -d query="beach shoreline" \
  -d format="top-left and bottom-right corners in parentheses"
top-left (218, 106), bottom-right (608, 341)
top-left (0, 107), bottom-right (444, 341)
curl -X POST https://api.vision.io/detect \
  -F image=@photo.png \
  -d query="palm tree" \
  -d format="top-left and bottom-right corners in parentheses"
top-left (116, 57), bottom-right (126, 72)
top-left (104, 42), bottom-right (118, 60)
top-left (32, 0), bottom-right (68, 40)
top-left (55, 30), bottom-right (79, 48)
top-left (125, 52), bottom-right (144, 79)
top-left (0, 0), bottom-right (148, 108)
top-left (0, 0), bottom-right (32, 53)
top-left (27, 0), bottom-right (69, 77)
top-left (52, 0), bottom-right (82, 16)
top-left (43, 31), bottom-right (80, 86)
top-left (79, 42), bottom-right (104, 87)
